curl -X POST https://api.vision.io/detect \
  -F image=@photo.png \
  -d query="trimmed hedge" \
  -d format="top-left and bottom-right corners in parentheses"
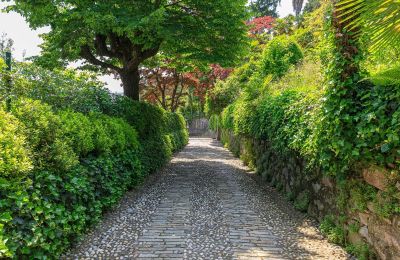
top-left (0, 98), bottom-right (145, 258)
top-left (0, 70), bottom-right (188, 258)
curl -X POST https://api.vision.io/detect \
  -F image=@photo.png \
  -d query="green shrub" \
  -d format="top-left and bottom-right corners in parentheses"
top-left (0, 109), bottom-right (32, 180)
top-left (346, 243), bottom-right (374, 260)
top-left (1, 100), bottom-right (144, 258)
top-left (58, 110), bottom-right (95, 156)
top-left (0, 61), bottom-right (188, 258)
top-left (221, 104), bottom-right (235, 130)
top-left (3, 149), bottom-right (143, 258)
top-left (205, 60), bottom-right (258, 116)
top-left (320, 215), bottom-right (346, 245)
top-left (294, 191), bottom-right (310, 212)
top-left (12, 64), bottom-right (113, 114)
top-left (209, 114), bottom-right (220, 131)
top-left (110, 96), bottom-right (166, 139)
top-left (10, 98), bottom-right (78, 171)
top-left (165, 112), bottom-right (189, 152)
top-left (88, 112), bottom-right (140, 154)
top-left (259, 36), bottom-right (304, 78)
top-left (108, 97), bottom-right (170, 173)
top-left (233, 97), bottom-right (256, 136)
top-left (108, 97), bottom-right (188, 174)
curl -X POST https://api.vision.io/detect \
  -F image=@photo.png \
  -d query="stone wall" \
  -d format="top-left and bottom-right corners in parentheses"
top-left (188, 118), bottom-right (214, 137)
top-left (220, 131), bottom-right (400, 259)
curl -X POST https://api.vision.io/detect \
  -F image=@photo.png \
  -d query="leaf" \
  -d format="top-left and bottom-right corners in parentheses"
top-left (0, 212), bottom-right (12, 223)
top-left (381, 143), bottom-right (390, 153)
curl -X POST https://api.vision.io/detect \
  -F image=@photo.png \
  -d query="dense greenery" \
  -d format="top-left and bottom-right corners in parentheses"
top-left (207, 1), bottom-right (399, 258)
top-left (0, 62), bottom-right (188, 258)
top-left (3, 0), bottom-right (248, 100)
top-left (208, 0), bottom-right (400, 184)
top-left (0, 0), bottom-right (399, 258)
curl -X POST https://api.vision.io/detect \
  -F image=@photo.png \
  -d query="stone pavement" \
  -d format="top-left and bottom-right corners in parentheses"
top-left (64, 138), bottom-right (349, 260)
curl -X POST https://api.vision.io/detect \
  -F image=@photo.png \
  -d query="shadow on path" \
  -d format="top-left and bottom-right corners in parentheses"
top-left (64, 138), bottom-right (349, 260)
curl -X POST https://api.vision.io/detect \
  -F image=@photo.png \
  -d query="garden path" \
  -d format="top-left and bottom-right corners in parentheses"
top-left (64, 138), bottom-right (349, 260)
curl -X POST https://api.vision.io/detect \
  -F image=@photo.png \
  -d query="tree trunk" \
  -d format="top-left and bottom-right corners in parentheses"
top-left (121, 67), bottom-right (140, 100)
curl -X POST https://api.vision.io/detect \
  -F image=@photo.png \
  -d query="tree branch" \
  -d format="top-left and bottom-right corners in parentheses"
top-left (80, 45), bottom-right (121, 72)
top-left (94, 34), bottom-right (114, 57)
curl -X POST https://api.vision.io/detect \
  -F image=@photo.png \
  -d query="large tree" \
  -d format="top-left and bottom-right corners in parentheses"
top-left (4, 0), bottom-right (248, 100)
top-left (249, 0), bottom-right (281, 17)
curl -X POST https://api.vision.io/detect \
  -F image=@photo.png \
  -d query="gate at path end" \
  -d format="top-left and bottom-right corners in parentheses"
top-left (188, 118), bottom-right (215, 138)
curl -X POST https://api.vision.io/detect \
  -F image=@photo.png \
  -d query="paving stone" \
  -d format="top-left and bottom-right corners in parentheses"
top-left (63, 138), bottom-right (349, 260)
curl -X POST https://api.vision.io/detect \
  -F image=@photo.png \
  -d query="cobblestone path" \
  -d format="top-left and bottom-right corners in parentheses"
top-left (65, 138), bottom-right (349, 260)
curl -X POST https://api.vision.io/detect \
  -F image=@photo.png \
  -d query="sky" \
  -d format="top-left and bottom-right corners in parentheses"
top-left (0, 1), bottom-right (300, 93)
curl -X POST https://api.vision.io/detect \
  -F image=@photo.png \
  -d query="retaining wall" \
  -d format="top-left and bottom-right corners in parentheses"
top-left (220, 129), bottom-right (400, 259)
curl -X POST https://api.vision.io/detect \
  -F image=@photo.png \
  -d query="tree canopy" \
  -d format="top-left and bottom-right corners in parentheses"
top-left (248, 0), bottom-right (281, 17)
top-left (4, 0), bottom-right (248, 100)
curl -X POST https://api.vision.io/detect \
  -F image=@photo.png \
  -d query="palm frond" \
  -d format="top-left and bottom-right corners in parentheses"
top-left (336, 0), bottom-right (400, 53)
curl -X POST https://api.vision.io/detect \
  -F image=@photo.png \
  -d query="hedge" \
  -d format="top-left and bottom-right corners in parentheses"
top-left (0, 71), bottom-right (189, 258)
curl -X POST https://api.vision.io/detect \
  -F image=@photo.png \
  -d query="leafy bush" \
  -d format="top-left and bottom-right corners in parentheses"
top-left (12, 63), bottom-right (113, 114)
top-left (0, 98), bottom-right (146, 258)
top-left (165, 112), bottom-right (189, 152)
top-left (221, 104), bottom-right (235, 130)
top-left (10, 98), bottom-right (78, 171)
top-left (0, 59), bottom-right (189, 258)
top-left (320, 215), bottom-right (346, 245)
top-left (205, 60), bottom-right (258, 116)
top-left (208, 114), bottom-right (221, 131)
top-left (259, 36), bottom-right (304, 78)
top-left (346, 243), bottom-right (374, 260)
top-left (58, 110), bottom-right (95, 156)
top-left (109, 96), bottom-right (173, 174)
top-left (0, 109), bottom-right (32, 180)
top-left (294, 191), bottom-right (310, 212)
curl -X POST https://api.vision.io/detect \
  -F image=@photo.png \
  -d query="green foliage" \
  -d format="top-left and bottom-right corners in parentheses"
top-left (302, 0), bottom-right (321, 14)
top-left (259, 36), bottom-right (303, 78)
top-left (5, 0), bottom-right (249, 78)
top-left (2, 149), bottom-right (143, 258)
top-left (370, 65), bottom-right (400, 86)
top-left (58, 110), bottom-right (95, 156)
top-left (347, 181), bottom-right (377, 212)
top-left (109, 96), bottom-right (179, 174)
top-left (10, 98), bottom-right (79, 171)
top-left (221, 104), bottom-right (236, 130)
top-left (0, 89), bottom-right (187, 258)
top-left (336, 0), bottom-right (400, 53)
top-left (12, 63), bottom-right (113, 114)
top-left (239, 138), bottom-right (256, 169)
top-left (0, 109), bottom-right (32, 180)
top-left (373, 187), bottom-right (400, 219)
top-left (294, 191), bottom-right (310, 212)
top-left (0, 98), bottom-right (147, 258)
top-left (319, 78), bottom-right (400, 175)
top-left (165, 112), bottom-right (189, 152)
top-left (346, 243), bottom-right (374, 260)
top-left (208, 114), bottom-right (221, 131)
top-left (205, 59), bottom-right (258, 116)
top-left (320, 215), bottom-right (346, 245)
top-left (248, 0), bottom-right (281, 17)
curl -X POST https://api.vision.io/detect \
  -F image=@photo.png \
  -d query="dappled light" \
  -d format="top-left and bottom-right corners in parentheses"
top-left (1, 0), bottom-right (399, 258)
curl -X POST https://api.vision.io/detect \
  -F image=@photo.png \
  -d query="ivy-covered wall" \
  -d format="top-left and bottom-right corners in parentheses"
top-left (219, 131), bottom-right (400, 259)
top-left (206, 2), bottom-right (400, 258)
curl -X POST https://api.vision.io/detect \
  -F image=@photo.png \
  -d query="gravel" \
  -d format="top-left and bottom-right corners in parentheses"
top-left (63, 137), bottom-right (350, 260)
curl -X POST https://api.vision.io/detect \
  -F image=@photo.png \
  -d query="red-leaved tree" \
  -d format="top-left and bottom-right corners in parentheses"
top-left (141, 64), bottom-right (232, 112)
top-left (140, 67), bottom-right (198, 112)
top-left (247, 16), bottom-right (275, 35)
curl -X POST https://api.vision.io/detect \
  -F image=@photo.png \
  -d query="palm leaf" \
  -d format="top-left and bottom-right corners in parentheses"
top-left (336, 0), bottom-right (400, 53)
